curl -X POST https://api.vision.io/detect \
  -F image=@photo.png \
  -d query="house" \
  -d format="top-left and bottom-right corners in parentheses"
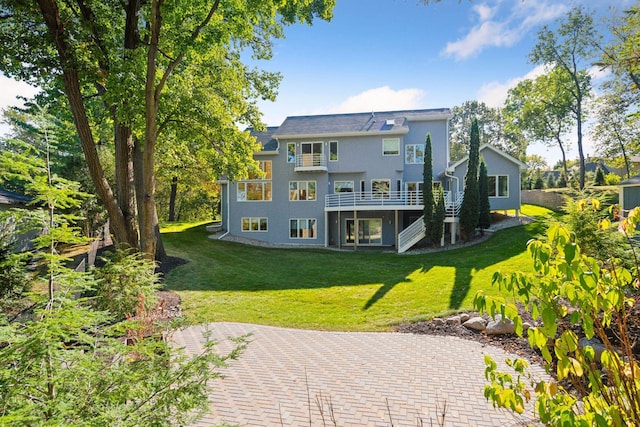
top-left (0, 188), bottom-right (36, 252)
top-left (218, 109), bottom-right (525, 253)
top-left (447, 144), bottom-right (527, 212)
top-left (619, 174), bottom-right (640, 212)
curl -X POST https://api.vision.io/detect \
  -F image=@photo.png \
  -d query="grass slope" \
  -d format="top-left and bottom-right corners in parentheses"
top-left (162, 207), bottom-right (550, 331)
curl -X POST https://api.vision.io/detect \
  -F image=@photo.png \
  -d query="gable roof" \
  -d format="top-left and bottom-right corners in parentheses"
top-left (620, 174), bottom-right (640, 186)
top-left (0, 189), bottom-right (31, 206)
top-left (273, 108), bottom-right (452, 139)
top-left (248, 126), bottom-right (279, 154)
top-left (446, 144), bottom-right (527, 172)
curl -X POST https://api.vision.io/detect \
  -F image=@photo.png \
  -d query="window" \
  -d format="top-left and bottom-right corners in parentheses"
top-left (300, 142), bottom-right (323, 166)
top-left (289, 181), bottom-right (316, 201)
top-left (334, 181), bottom-right (354, 193)
top-left (406, 182), bottom-right (423, 204)
top-left (405, 144), bottom-right (424, 164)
top-left (488, 175), bottom-right (509, 197)
top-left (242, 217), bottom-right (268, 232)
top-left (238, 161), bottom-right (272, 201)
top-left (382, 138), bottom-right (400, 156)
top-left (287, 143), bottom-right (295, 163)
top-left (329, 141), bottom-right (338, 161)
top-left (290, 218), bottom-right (316, 239)
top-left (371, 179), bottom-right (390, 198)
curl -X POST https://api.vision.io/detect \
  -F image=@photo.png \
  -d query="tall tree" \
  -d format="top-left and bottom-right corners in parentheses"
top-left (591, 89), bottom-right (639, 179)
top-left (478, 160), bottom-right (491, 232)
top-left (529, 6), bottom-right (599, 190)
top-left (0, 0), bottom-right (335, 259)
top-left (431, 187), bottom-right (446, 245)
top-left (459, 119), bottom-right (480, 240)
top-left (504, 68), bottom-right (574, 176)
top-left (423, 133), bottom-right (434, 240)
top-left (449, 100), bottom-right (526, 162)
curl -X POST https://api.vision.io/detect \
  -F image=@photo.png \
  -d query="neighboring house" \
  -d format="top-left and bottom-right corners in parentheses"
top-left (218, 109), bottom-right (525, 253)
top-left (0, 189), bottom-right (32, 210)
top-left (619, 174), bottom-right (640, 212)
top-left (0, 189), bottom-right (36, 252)
top-left (447, 144), bottom-right (527, 212)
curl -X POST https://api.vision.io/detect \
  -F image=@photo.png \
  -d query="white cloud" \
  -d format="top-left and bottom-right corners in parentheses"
top-left (0, 74), bottom-right (39, 136)
top-left (320, 86), bottom-right (425, 114)
top-left (477, 64), bottom-right (548, 108)
top-left (443, 1), bottom-right (568, 61)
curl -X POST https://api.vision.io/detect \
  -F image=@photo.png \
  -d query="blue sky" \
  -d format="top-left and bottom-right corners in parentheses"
top-left (0, 0), bottom-right (632, 165)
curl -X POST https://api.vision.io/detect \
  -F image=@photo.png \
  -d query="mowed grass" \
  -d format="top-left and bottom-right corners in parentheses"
top-left (162, 206), bottom-right (553, 331)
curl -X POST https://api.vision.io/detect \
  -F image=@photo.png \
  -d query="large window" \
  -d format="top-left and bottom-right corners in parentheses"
top-left (238, 160), bottom-right (272, 201)
top-left (290, 218), bottom-right (316, 239)
top-left (300, 142), bottom-right (323, 166)
top-left (289, 181), bottom-right (316, 201)
top-left (329, 141), bottom-right (338, 161)
top-left (488, 175), bottom-right (509, 197)
top-left (287, 143), bottom-right (295, 163)
top-left (371, 179), bottom-right (390, 198)
top-left (334, 180), bottom-right (354, 193)
top-left (382, 138), bottom-right (400, 156)
top-left (241, 217), bottom-right (268, 232)
top-left (346, 219), bottom-right (382, 245)
top-left (405, 144), bottom-right (424, 164)
top-left (406, 182), bottom-right (423, 204)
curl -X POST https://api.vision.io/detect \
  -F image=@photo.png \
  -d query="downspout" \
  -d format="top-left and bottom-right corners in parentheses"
top-left (218, 182), bottom-right (230, 240)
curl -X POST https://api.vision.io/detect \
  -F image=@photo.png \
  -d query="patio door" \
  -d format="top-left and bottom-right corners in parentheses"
top-left (300, 142), bottom-right (323, 166)
top-left (345, 219), bottom-right (382, 245)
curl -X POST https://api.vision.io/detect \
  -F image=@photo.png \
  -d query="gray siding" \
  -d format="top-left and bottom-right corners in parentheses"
top-left (622, 186), bottom-right (640, 211)
top-left (452, 147), bottom-right (522, 211)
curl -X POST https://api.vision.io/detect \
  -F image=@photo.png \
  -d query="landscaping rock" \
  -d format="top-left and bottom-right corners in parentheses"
top-left (446, 316), bottom-right (461, 325)
top-left (460, 313), bottom-right (470, 323)
top-left (579, 337), bottom-right (606, 362)
top-left (433, 318), bottom-right (445, 326)
top-left (486, 314), bottom-right (515, 335)
top-left (523, 321), bottom-right (533, 331)
top-left (463, 316), bottom-right (487, 332)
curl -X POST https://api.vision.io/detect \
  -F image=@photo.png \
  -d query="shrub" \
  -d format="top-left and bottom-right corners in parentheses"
top-left (594, 166), bottom-right (606, 186)
top-left (605, 172), bottom-right (621, 185)
top-left (546, 173), bottom-right (555, 188)
top-left (92, 247), bottom-right (159, 319)
top-left (475, 214), bottom-right (640, 426)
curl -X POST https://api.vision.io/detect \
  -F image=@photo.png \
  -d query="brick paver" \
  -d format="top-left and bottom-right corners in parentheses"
top-left (173, 323), bottom-right (547, 427)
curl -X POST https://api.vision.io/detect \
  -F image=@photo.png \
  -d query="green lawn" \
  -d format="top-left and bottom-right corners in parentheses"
top-left (162, 206), bottom-right (552, 331)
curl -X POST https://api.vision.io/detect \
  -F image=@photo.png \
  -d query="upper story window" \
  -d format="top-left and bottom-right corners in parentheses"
top-left (488, 175), bottom-right (509, 197)
top-left (334, 180), bottom-right (354, 193)
top-left (238, 160), bottom-right (272, 201)
top-left (289, 181), bottom-right (316, 201)
top-left (405, 144), bottom-right (425, 164)
top-left (329, 141), bottom-right (338, 161)
top-left (382, 138), bottom-right (400, 156)
top-left (287, 143), bottom-right (295, 163)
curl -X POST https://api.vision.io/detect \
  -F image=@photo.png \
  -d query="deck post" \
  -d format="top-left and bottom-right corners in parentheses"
top-left (324, 211), bottom-right (328, 247)
top-left (394, 210), bottom-right (398, 248)
top-left (338, 211), bottom-right (341, 249)
top-left (354, 210), bottom-right (358, 251)
top-left (451, 221), bottom-right (456, 245)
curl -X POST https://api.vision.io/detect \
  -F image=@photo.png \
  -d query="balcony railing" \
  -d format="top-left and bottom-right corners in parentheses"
top-left (294, 154), bottom-right (327, 172)
top-left (325, 190), bottom-right (462, 212)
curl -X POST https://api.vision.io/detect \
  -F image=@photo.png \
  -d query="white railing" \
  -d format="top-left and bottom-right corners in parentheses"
top-left (325, 190), bottom-right (461, 212)
top-left (295, 154), bottom-right (327, 170)
top-left (397, 215), bottom-right (426, 253)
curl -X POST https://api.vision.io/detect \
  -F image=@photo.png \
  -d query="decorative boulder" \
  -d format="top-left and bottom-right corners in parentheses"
top-left (433, 318), bottom-right (445, 326)
top-left (579, 337), bottom-right (606, 362)
top-left (460, 313), bottom-right (470, 323)
top-left (463, 316), bottom-right (487, 332)
top-left (446, 316), bottom-right (461, 325)
top-left (486, 314), bottom-right (515, 335)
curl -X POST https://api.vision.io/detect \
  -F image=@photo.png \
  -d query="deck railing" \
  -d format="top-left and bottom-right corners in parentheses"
top-left (295, 154), bottom-right (327, 170)
top-left (325, 190), bottom-right (462, 214)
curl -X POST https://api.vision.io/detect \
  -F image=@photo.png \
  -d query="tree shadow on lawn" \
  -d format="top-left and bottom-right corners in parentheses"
top-left (164, 221), bottom-right (542, 312)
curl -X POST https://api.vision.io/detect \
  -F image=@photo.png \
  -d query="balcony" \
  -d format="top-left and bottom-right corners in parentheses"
top-left (294, 154), bottom-right (327, 172)
top-left (325, 190), bottom-right (463, 215)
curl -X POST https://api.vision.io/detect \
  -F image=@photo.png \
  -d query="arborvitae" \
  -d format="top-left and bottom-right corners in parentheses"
top-left (546, 173), bottom-right (556, 188)
top-left (558, 173), bottom-right (567, 187)
top-left (534, 175), bottom-right (545, 189)
top-left (459, 119), bottom-right (480, 240)
top-left (431, 186), bottom-right (446, 244)
top-left (423, 133), bottom-right (434, 240)
top-left (478, 160), bottom-right (491, 232)
top-left (594, 166), bottom-right (605, 186)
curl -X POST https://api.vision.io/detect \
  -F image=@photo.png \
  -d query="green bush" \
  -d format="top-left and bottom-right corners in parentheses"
top-left (92, 247), bottom-right (159, 319)
top-left (605, 173), bottom-right (621, 186)
top-left (594, 166), bottom-right (606, 186)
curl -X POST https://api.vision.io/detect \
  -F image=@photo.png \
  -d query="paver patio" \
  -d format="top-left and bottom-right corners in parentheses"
top-left (173, 322), bottom-right (548, 427)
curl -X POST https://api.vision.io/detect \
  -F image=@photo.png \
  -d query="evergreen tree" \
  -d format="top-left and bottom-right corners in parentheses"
top-left (459, 119), bottom-right (481, 240)
top-left (594, 166), bottom-right (606, 186)
top-left (558, 172), bottom-right (568, 187)
top-left (546, 173), bottom-right (556, 188)
top-left (534, 175), bottom-right (545, 189)
top-left (423, 134), bottom-right (434, 239)
top-left (431, 186), bottom-right (446, 244)
top-left (478, 160), bottom-right (491, 232)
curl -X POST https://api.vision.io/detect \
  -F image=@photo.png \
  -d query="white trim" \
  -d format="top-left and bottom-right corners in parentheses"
top-left (488, 174), bottom-right (509, 198)
top-left (405, 143), bottom-right (425, 164)
top-left (382, 138), bottom-right (400, 156)
top-left (334, 180), bottom-right (354, 193)
top-left (241, 217), bottom-right (268, 232)
top-left (446, 144), bottom-right (527, 172)
top-left (286, 142), bottom-right (295, 163)
top-left (275, 129), bottom-right (409, 140)
top-left (371, 179), bottom-right (391, 197)
top-left (329, 141), bottom-right (339, 162)
top-left (289, 218), bottom-right (318, 239)
top-left (289, 180), bottom-right (317, 201)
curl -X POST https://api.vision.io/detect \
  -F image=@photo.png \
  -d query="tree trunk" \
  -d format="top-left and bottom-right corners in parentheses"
top-left (114, 123), bottom-right (139, 248)
top-left (556, 137), bottom-right (568, 178)
top-left (168, 176), bottom-right (178, 222)
top-left (37, 0), bottom-right (132, 247)
top-left (576, 104), bottom-right (585, 190)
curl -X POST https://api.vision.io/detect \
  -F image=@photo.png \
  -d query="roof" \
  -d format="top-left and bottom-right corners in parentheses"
top-left (0, 189), bottom-right (31, 205)
top-left (446, 144), bottom-right (528, 172)
top-left (248, 126), bottom-right (279, 153)
top-left (620, 174), bottom-right (640, 186)
top-left (273, 108), bottom-right (452, 139)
